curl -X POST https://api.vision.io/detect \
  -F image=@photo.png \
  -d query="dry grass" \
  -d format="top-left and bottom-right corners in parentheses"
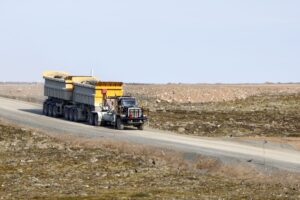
top-left (1, 119), bottom-right (300, 199)
top-left (149, 93), bottom-right (300, 137)
top-left (1, 118), bottom-right (300, 182)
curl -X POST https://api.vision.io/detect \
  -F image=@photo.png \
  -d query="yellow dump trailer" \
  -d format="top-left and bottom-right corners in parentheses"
top-left (43, 71), bottom-right (96, 101)
top-left (73, 81), bottom-right (123, 107)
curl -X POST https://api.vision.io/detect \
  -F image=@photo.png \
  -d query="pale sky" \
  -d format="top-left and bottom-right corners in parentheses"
top-left (0, 0), bottom-right (299, 83)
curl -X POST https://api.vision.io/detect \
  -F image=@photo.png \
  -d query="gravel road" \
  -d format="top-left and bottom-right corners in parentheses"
top-left (0, 97), bottom-right (299, 172)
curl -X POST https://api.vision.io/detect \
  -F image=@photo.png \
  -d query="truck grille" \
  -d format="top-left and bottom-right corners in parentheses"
top-left (128, 108), bottom-right (142, 118)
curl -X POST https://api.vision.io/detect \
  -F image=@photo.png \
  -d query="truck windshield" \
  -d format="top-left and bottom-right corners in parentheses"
top-left (121, 99), bottom-right (136, 107)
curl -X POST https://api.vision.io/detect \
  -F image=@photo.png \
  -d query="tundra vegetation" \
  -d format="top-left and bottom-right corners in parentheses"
top-left (1, 122), bottom-right (300, 199)
top-left (148, 94), bottom-right (300, 137)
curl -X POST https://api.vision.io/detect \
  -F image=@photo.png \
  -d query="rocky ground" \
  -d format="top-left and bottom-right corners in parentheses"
top-left (125, 83), bottom-right (300, 103)
top-left (148, 93), bottom-right (300, 137)
top-left (1, 121), bottom-right (300, 199)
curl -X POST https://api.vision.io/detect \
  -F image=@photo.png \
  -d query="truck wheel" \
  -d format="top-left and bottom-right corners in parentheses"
top-left (101, 121), bottom-right (107, 127)
top-left (93, 114), bottom-right (101, 126)
top-left (43, 103), bottom-right (48, 116)
top-left (69, 109), bottom-right (74, 121)
top-left (53, 106), bottom-right (58, 118)
top-left (74, 109), bottom-right (79, 122)
top-left (116, 118), bottom-right (124, 130)
top-left (88, 113), bottom-right (94, 125)
top-left (48, 105), bottom-right (53, 117)
top-left (137, 124), bottom-right (144, 130)
top-left (64, 108), bottom-right (69, 120)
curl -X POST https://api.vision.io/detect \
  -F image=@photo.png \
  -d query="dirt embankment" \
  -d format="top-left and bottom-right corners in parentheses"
top-left (1, 121), bottom-right (300, 199)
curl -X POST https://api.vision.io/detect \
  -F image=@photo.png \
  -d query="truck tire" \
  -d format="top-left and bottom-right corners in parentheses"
top-left (43, 103), bottom-right (48, 116)
top-left (116, 118), bottom-right (124, 130)
top-left (74, 109), bottom-right (79, 122)
top-left (88, 113), bottom-right (94, 125)
top-left (137, 124), bottom-right (144, 130)
top-left (69, 109), bottom-right (74, 121)
top-left (48, 105), bottom-right (53, 117)
top-left (101, 121), bottom-right (107, 127)
top-left (64, 108), bottom-right (69, 120)
top-left (93, 114), bottom-right (101, 126)
top-left (53, 106), bottom-right (58, 118)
